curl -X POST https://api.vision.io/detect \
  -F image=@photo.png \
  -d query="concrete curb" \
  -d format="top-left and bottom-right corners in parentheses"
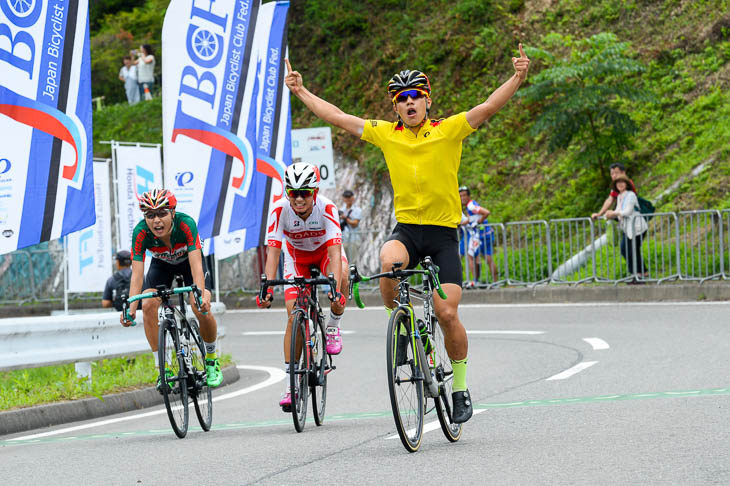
top-left (222, 282), bottom-right (730, 309)
top-left (0, 365), bottom-right (240, 437)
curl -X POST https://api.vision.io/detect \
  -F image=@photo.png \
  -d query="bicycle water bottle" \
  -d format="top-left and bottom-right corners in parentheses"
top-left (417, 319), bottom-right (432, 354)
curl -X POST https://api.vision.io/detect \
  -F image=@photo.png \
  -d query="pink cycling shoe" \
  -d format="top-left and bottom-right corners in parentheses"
top-left (326, 327), bottom-right (343, 355)
top-left (279, 391), bottom-right (292, 412)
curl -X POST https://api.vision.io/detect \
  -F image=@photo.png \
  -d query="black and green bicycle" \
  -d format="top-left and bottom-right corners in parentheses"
top-left (350, 257), bottom-right (462, 452)
top-left (122, 277), bottom-right (212, 439)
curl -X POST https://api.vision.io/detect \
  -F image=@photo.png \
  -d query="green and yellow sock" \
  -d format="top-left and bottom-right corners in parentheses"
top-left (205, 352), bottom-right (217, 361)
top-left (450, 358), bottom-right (468, 392)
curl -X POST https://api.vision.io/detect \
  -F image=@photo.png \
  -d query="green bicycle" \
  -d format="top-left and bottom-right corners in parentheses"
top-left (350, 257), bottom-right (462, 452)
top-left (123, 278), bottom-right (212, 439)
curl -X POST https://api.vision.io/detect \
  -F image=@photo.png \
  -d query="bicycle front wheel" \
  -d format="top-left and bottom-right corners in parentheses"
top-left (290, 312), bottom-right (309, 432)
top-left (188, 318), bottom-right (213, 431)
top-left (386, 307), bottom-right (424, 452)
top-left (159, 319), bottom-right (189, 438)
top-left (431, 317), bottom-right (462, 442)
top-left (310, 312), bottom-right (328, 426)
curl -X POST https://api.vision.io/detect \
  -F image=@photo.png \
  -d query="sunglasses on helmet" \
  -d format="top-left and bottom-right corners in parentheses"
top-left (393, 89), bottom-right (427, 103)
top-left (286, 187), bottom-right (315, 199)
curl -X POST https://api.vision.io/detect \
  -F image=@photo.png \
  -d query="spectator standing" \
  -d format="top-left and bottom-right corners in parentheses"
top-left (458, 186), bottom-right (497, 287)
top-left (605, 175), bottom-right (648, 281)
top-left (591, 162), bottom-right (637, 220)
top-left (102, 250), bottom-right (132, 310)
top-left (339, 189), bottom-right (362, 242)
top-left (133, 44), bottom-right (156, 100)
top-left (339, 189), bottom-right (363, 263)
top-left (118, 55), bottom-right (140, 105)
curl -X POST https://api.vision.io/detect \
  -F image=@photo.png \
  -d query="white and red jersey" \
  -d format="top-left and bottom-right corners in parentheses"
top-left (266, 195), bottom-right (343, 257)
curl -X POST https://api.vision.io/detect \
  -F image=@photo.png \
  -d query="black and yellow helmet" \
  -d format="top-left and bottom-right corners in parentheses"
top-left (387, 70), bottom-right (431, 99)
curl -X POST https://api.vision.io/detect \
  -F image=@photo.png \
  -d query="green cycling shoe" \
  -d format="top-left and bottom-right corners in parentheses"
top-left (205, 358), bottom-right (223, 387)
top-left (156, 368), bottom-right (174, 393)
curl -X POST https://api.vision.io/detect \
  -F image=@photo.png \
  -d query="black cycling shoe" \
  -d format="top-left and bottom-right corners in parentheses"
top-left (452, 389), bottom-right (473, 424)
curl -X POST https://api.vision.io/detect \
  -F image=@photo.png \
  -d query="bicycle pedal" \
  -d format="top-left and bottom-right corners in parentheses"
top-left (281, 404), bottom-right (292, 413)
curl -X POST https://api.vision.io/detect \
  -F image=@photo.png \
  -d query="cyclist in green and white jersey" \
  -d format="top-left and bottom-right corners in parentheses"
top-left (120, 189), bottom-right (223, 389)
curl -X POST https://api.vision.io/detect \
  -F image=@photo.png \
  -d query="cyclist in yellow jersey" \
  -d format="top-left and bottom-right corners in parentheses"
top-left (285, 44), bottom-right (530, 423)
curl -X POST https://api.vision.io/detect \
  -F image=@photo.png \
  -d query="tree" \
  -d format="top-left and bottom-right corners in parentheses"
top-left (518, 32), bottom-right (652, 186)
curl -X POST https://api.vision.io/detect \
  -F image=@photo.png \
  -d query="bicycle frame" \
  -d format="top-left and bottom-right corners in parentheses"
top-left (259, 272), bottom-right (338, 381)
top-left (351, 258), bottom-right (446, 396)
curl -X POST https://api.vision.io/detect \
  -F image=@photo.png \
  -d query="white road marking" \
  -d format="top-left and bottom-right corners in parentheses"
top-left (467, 330), bottom-right (544, 335)
top-left (546, 361), bottom-right (598, 381)
top-left (242, 330), bottom-right (356, 336)
top-left (386, 409), bottom-right (488, 440)
top-left (583, 337), bottom-right (610, 350)
top-left (9, 365), bottom-right (284, 441)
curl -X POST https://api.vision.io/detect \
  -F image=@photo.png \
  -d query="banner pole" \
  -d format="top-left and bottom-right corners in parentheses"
top-left (111, 140), bottom-right (122, 251)
top-left (215, 253), bottom-right (220, 303)
top-left (63, 235), bottom-right (69, 315)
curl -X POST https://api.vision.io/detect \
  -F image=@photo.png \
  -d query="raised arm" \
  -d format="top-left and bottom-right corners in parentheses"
top-left (466, 43), bottom-right (530, 129)
top-left (285, 59), bottom-right (366, 137)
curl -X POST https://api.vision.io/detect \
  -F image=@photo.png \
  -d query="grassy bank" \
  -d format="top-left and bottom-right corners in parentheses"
top-left (0, 354), bottom-right (232, 411)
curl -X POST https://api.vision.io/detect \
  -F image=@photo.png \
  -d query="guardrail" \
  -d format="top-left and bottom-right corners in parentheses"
top-left (0, 303), bottom-right (226, 381)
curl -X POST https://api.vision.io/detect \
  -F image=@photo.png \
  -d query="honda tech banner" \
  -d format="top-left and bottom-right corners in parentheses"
top-left (67, 160), bottom-right (112, 292)
top-left (0, 0), bottom-right (94, 255)
top-left (114, 144), bottom-right (163, 252)
top-left (162, 0), bottom-right (291, 256)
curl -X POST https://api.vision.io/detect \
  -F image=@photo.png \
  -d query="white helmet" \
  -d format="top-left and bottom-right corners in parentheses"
top-left (284, 162), bottom-right (320, 190)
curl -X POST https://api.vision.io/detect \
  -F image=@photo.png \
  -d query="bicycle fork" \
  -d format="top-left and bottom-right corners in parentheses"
top-left (403, 307), bottom-right (439, 398)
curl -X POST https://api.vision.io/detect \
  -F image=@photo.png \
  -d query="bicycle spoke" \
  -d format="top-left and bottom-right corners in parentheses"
top-left (290, 314), bottom-right (309, 432)
top-left (387, 309), bottom-right (424, 452)
top-left (188, 319), bottom-right (213, 431)
top-left (159, 319), bottom-right (189, 438)
top-left (431, 317), bottom-right (462, 442)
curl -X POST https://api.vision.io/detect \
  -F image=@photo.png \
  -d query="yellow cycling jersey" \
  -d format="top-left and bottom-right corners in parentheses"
top-left (361, 112), bottom-right (476, 228)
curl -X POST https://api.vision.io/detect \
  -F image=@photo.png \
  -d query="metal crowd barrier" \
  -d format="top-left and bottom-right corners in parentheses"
top-left (549, 218), bottom-right (596, 285)
top-left (458, 223), bottom-right (507, 288)
top-left (677, 210), bottom-right (724, 283)
top-left (504, 220), bottom-right (551, 287)
top-left (635, 212), bottom-right (680, 284)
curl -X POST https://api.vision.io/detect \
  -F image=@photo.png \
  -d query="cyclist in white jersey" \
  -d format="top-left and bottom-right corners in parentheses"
top-left (257, 163), bottom-right (349, 410)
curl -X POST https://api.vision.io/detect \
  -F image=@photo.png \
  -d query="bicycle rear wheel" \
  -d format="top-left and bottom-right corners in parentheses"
top-left (290, 312), bottom-right (309, 432)
top-left (386, 307), bottom-right (424, 452)
top-left (188, 318), bottom-right (213, 431)
top-left (310, 312), bottom-right (328, 426)
top-left (431, 316), bottom-right (462, 442)
top-left (159, 319), bottom-right (189, 438)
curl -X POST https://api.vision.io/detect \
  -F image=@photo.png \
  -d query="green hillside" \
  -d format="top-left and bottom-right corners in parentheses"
top-left (92, 0), bottom-right (730, 221)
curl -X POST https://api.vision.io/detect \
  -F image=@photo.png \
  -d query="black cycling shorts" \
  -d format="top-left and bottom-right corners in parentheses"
top-left (143, 257), bottom-right (211, 291)
top-left (386, 223), bottom-right (462, 287)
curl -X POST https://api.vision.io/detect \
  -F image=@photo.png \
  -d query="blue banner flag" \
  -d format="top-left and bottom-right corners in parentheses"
top-left (0, 0), bottom-right (95, 255)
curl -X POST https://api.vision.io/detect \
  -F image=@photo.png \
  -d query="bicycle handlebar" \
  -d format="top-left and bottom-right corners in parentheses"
top-left (349, 257), bottom-right (447, 309)
top-left (258, 273), bottom-right (339, 306)
top-left (122, 285), bottom-right (204, 326)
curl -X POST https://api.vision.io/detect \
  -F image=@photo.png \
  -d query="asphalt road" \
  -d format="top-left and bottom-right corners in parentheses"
top-left (2, 302), bottom-right (730, 485)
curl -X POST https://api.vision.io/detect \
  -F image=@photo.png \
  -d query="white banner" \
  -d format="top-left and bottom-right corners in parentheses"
top-left (114, 144), bottom-right (162, 252)
top-left (67, 161), bottom-right (112, 292)
top-left (291, 127), bottom-right (335, 189)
